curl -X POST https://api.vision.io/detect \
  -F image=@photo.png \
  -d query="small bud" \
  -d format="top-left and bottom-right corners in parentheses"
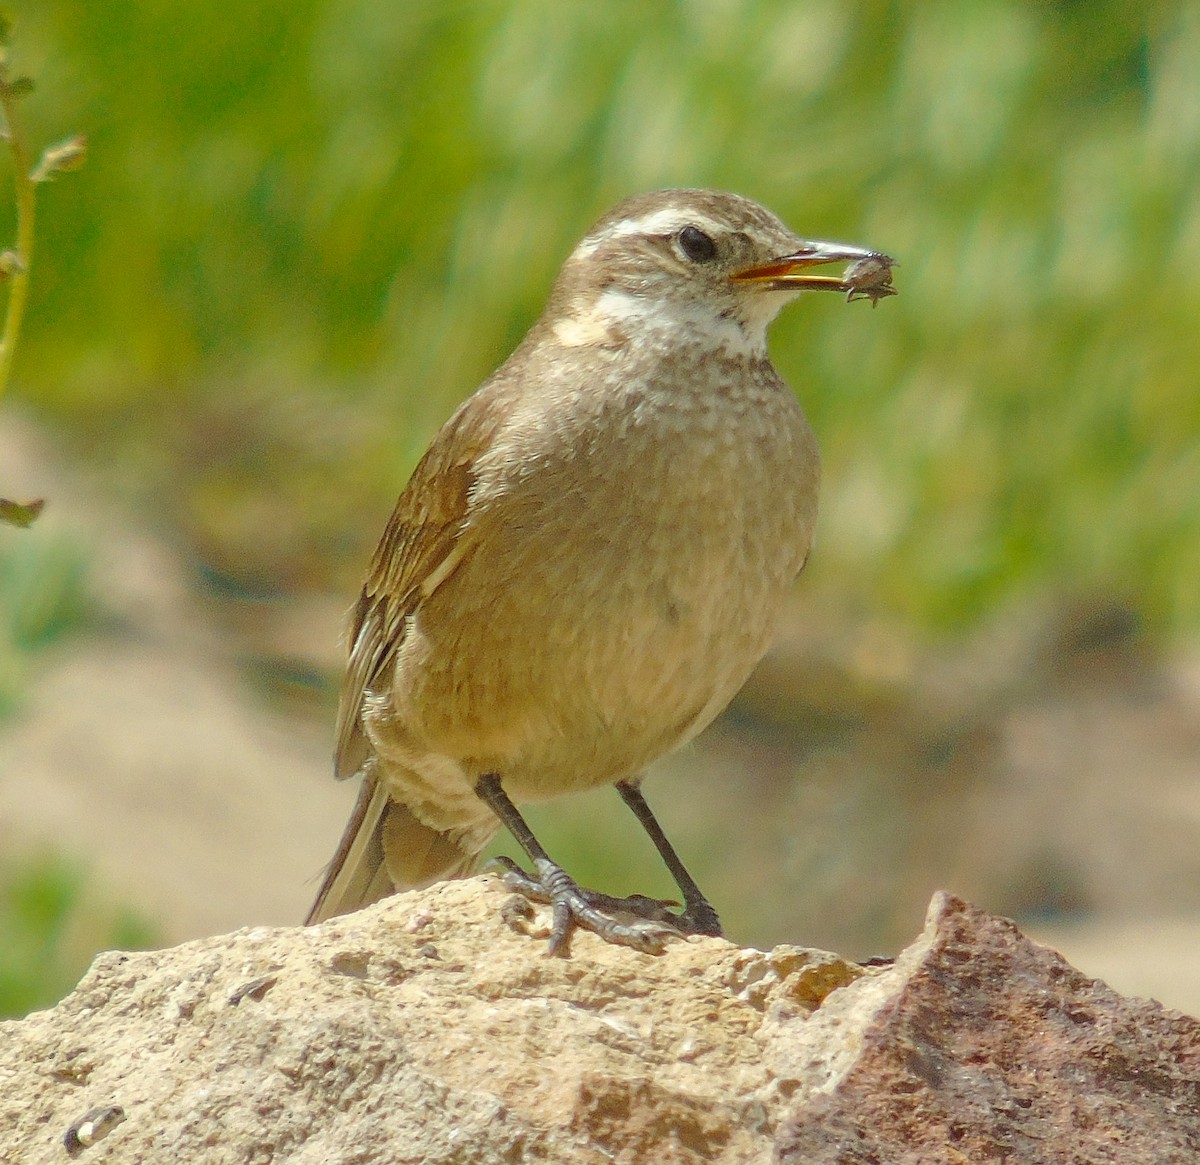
top-left (31, 134), bottom-right (87, 183)
top-left (0, 249), bottom-right (25, 279)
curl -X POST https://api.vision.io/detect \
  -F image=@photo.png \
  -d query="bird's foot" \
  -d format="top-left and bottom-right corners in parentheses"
top-left (670, 898), bottom-right (723, 938)
top-left (490, 856), bottom-right (693, 956)
top-left (578, 888), bottom-right (721, 938)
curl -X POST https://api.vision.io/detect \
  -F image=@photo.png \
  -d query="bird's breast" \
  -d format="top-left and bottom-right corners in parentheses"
top-left (393, 357), bottom-right (820, 790)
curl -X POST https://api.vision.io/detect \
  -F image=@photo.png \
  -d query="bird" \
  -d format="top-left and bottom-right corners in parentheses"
top-left (306, 188), bottom-right (895, 953)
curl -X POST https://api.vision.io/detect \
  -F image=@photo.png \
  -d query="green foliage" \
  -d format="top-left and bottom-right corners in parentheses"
top-left (3, 0), bottom-right (1199, 634)
top-left (0, 16), bottom-right (85, 526)
top-left (0, 528), bottom-right (87, 648)
top-left (0, 854), bottom-right (158, 1018)
top-left (0, 526), bottom-right (88, 711)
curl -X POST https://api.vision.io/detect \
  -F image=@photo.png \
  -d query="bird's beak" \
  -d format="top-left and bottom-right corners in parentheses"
top-left (732, 241), bottom-right (897, 302)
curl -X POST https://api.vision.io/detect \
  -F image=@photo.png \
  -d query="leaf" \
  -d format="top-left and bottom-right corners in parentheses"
top-left (1, 74), bottom-right (33, 100)
top-left (0, 497), bottom-right (44, 527)
top-left (30, 134), bottom-right (87, 183)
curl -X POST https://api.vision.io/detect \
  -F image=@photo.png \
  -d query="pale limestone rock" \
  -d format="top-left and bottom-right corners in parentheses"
top-left (0, 875), bottom-right (857, 1163)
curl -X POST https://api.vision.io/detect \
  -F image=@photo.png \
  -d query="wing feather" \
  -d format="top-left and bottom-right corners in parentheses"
top-left (333, 395), bottom-right (502, 779)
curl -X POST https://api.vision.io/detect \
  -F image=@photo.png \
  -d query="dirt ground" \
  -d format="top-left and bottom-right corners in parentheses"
top-left (2, 417), bottom-right (1198, 1016)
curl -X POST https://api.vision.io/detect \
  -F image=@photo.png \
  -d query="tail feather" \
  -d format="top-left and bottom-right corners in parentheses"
top-left (306, 771), bottom-right (477, 924)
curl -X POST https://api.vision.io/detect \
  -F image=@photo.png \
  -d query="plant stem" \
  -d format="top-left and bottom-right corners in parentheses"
top-left (0, 80), bottom-right (34, 404)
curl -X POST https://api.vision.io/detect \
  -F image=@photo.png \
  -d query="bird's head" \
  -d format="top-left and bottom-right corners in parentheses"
top-left (545, 188), bottom-right (894, 359)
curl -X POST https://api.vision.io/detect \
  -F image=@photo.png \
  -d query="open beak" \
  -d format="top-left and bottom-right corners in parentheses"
top-left (732, 240), bottom-right (897, 304)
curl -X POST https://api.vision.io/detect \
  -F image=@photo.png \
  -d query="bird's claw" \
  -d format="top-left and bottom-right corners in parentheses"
top-left (489, 856), bottom-right (687, 956)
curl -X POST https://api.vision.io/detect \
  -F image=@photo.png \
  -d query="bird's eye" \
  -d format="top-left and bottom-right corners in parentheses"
top-left (676, 225), bottom-right (717, 263)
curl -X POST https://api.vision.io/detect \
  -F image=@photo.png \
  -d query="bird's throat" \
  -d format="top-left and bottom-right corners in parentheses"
top-left (552, 287), bottom-right (770, 360)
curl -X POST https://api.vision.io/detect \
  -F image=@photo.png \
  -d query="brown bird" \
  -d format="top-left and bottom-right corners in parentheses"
top-left (307, 188), bottom-right (894, 952)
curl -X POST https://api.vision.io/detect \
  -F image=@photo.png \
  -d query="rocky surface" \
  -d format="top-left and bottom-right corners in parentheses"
top-left (1, 879), bottom-right (1197, 1164)
top-left (775, 893), bottom-right (1200, 1164)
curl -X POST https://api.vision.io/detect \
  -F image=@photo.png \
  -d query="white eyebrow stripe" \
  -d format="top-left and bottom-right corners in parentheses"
top-left (572, 208), bottom-right (722, 259)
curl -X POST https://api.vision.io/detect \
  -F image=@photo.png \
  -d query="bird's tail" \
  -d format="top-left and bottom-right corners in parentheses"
top-left (306, 770), bottom-right (478, 924)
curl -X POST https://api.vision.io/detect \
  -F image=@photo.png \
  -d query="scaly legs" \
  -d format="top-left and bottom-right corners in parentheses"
top-left (475, 773), bottom-right (722, 955)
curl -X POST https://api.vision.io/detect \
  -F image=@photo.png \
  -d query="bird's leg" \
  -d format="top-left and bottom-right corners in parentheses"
top-left (475, 773), bottom-right (681, 956)
top-left (616, 779), bottom-right (723, 937)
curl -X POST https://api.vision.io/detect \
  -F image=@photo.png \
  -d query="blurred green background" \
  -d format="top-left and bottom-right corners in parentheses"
top-left (2, 0), bottom-right (1199, 1015)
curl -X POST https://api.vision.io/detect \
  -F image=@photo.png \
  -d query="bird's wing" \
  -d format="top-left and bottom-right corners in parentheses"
top-left (333, 394), bottom-right (502, 780)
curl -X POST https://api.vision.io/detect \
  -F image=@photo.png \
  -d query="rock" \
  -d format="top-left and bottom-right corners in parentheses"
top-left (775, 893), bottom-right (1200, 1165)
top-left (0, 879), bottom-right (1196, 1164)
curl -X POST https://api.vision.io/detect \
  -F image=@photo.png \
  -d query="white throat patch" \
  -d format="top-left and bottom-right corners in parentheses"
top-left (553, 288), bottom-right (771, 359)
